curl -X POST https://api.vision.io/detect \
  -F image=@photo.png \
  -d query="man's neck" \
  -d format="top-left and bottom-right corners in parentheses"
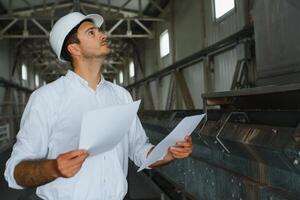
top-left (73, 57), bottom-right (105, 90)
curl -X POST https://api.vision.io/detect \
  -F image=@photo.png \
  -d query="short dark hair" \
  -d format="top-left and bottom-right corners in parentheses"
top-left (60, 19), bottom-right (93, 62)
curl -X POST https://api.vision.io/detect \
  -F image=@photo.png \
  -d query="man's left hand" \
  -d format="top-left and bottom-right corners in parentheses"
top-left (163, 136), bottom-right (193, 162)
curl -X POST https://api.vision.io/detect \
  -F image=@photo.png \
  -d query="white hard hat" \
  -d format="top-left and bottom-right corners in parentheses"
top-left (49, 12), bottom-right (104, 62)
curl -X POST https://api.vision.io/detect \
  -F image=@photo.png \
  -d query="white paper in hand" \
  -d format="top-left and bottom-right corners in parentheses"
top-left (138, 114), bottom-right (206, 172)
top-left (79, 100), bottom-right (141, 156)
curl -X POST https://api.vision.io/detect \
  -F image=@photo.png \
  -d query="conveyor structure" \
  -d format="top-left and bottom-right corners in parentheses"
top-left (140, 84), bottom-right (300, 200)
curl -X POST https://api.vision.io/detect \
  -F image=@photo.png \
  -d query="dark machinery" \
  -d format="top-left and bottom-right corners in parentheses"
top-left (140, 85), bottom-right (300, 200)
top-left (138, 1), bottom-right (300, 199)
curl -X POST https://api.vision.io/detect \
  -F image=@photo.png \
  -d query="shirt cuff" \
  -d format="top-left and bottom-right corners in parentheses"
top-left (142, 143), bottom-right (155, 169)
top-left (4, 158), bottom-right (25, 190)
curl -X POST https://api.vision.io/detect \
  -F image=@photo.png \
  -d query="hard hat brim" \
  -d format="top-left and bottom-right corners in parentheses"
top-left (84, 14), bottom-right (104, 29)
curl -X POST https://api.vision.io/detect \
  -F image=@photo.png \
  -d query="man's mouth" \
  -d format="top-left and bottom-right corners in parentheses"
top-left (101, 43), bottom-right (109, 48)
top-left (101, 40), bottom-right (109, 47)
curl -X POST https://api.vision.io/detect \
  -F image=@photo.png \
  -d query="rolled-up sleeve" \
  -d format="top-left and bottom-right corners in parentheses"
top-left (122, 91), bottom-right (154, 167)
top-left (128, 116), bottom-right (154, 167)
top-left (4, 91), bottom-right (50, 189)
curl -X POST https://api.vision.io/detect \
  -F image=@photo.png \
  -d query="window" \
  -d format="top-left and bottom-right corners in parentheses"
top-left (160, 30), bottom-right (170, 58)
top-left (35, 74), bottom-right (39, 87)
top-left (129, 61), bottom-right (135, 78)
top-left (214, 0), bottom-right (235, 20)
top-left (21, 64), bottom-right (27, 80)
top-left (119, 71), bottom-right (123, 84)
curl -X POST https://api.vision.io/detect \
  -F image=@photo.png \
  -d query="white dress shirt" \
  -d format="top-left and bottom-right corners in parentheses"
top-left (4, 70), bottom-right (154, 200)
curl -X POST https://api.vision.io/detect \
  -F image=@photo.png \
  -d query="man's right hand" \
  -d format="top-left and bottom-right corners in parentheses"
top-left (14, 149), bottom-right (89, 188)
top-left (55, 149), bottom-right (89, 178)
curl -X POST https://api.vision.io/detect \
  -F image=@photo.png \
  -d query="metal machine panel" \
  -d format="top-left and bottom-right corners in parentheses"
top-left (140, 108), bottom-right (300, 200)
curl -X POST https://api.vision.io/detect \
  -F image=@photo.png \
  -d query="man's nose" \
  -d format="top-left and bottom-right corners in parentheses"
top-left (99, 31), bottom-right (107, 41)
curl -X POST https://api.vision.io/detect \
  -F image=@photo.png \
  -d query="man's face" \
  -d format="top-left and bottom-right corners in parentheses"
top-left (76, 21), bottom-right (111, 59)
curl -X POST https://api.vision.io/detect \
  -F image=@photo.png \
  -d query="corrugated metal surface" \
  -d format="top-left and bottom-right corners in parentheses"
top-left (138, 39), bottom-right (158, 77)
top-left (135, 0), bottom-right (249, 109)
top-left (213, 48), bottom-right (237, 92)
top-left (182, 62), bottom-right (205, 109)
top-left (0, 39), bottom-right (12, 118)
top-left (149, 81), bottom-right (159, 110)
top-left (0, 39), bottom-right (27, 152)
top-left (204, 0), bottom-right (247, 46)
top-left (159, 75), bottom-right (171, 110)
top-left (254, 0), bottom-right (300, 86)
top-left (0, 40), bottom-right (11, 79)
top-left (148, 75), bottom-right (171, 110)
top-left (174, 0), bottom-right (204, 61)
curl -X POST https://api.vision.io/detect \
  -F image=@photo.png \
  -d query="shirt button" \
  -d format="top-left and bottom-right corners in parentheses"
top-left (103, 156), bottom-right (106, 160)
top-left (103, 179), bottom-right (106, 183)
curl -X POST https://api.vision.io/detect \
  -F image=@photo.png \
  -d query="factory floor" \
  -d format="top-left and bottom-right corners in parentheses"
top-left (0, 148), bottom-right (163, 200)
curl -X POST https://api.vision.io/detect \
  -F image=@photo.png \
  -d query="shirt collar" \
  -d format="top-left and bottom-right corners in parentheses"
top-left (66, 70), bottom-right (105, 89)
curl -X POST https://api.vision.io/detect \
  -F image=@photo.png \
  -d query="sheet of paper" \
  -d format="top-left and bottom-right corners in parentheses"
top-left (138, 114), bottom-right (206, 172)
top-left (79, 100), bottom-right (141, 156)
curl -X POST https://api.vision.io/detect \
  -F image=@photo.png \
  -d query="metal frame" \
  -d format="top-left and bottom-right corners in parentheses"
top-left (0, 16), bottom-right (157, 39)
top-left (0, 77), bottom-right (33, 93)
top-left (215, 112), bottom-right (249, 154)
top-left (0, 0), bottom-right (166, 39)
top-left (126, 27), bottom-right (254, 90)
top-left (14, 37), bottom-right (134, 82)
top-left (0, 0), bottom-right (168, 83)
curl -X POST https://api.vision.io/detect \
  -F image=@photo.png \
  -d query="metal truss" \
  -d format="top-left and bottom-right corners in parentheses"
top-left (0, 0), bottom-right (166, 39)
top-left (17, 37), bottom-right (133, 82)
top-left (0, 0), bottom-right (167, 83)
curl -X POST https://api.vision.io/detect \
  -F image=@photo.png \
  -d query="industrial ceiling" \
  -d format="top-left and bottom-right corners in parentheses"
top-left (0, 0), bottom-right (169, 82)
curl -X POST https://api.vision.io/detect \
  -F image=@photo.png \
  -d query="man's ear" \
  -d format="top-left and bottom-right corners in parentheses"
top-left (67, 43), bottom-right (80, 57)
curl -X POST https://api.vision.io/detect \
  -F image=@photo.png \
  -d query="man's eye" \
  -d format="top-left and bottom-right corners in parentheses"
top-left (88, 31), bottom-right (94, 35)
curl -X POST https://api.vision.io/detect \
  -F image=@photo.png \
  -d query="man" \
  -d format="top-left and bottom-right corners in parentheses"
top-left (4, 12), bottom-right (193, 200)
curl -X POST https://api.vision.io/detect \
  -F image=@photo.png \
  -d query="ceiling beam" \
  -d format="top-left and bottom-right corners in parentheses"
top-left (0, 1), bottom-right (7, 14)
top-left (117, 0), bottom-right (132, 13)
top-left (0, 1), bottom-right (73, 17)
top-left (0, 0), bottom-right (146, 18)
top-left (22, 0), bottom-right (38, 14)
top-left (149, 0), bottom-right (165, 15)
top-left (0, 19), bottom-right (18, 35)
top-left (73, 0), bottom-right (80, 12)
